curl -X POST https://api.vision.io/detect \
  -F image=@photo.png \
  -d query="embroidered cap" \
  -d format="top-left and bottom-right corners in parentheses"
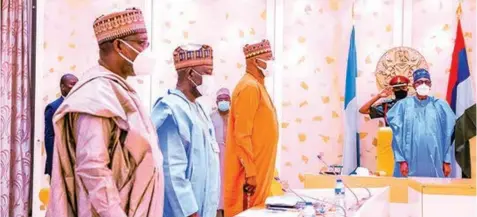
top-left (243, 39), bottom-right (272, 59)
top-left (93, 8), bottom-right (147, 45)
top-left (173, 44), bottom-right (213, 70)
top-left (413, 68), bottom-right (431, 82)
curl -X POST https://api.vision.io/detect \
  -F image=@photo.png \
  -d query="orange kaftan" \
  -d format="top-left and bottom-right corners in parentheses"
top-left (223, 72), bottom-right (279, 217)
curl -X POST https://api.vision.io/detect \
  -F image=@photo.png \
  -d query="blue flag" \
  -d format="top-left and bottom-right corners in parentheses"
top-left (342, 26), bottom-right (359, 175)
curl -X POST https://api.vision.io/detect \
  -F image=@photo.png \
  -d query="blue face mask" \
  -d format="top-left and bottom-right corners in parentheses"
top-left (218, 101), bottom-right (230, 111)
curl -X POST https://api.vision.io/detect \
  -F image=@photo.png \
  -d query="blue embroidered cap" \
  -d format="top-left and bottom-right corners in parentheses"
top-left (413, 68), bottom-right (431, 82)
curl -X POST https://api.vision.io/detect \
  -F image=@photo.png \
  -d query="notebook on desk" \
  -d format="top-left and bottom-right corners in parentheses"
top-left (265, 195), bottom-right (314, 209)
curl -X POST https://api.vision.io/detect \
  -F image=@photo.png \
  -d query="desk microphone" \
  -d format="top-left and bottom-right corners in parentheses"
top-left (282, 185), bottom-right (348, 217)
top-left (273, 177), bottom-right (307, 205)
top-left (284, 185), bottom-right (308, 204)
top-left (301, 194), bottom-right (348, 217)
top-left (316, 154), bottom-right (362, 205)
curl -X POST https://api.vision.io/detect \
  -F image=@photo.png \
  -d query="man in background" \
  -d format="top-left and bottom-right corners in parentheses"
top-left (210, 88), bottom-right (231, 217)
top-left (359, 75), bottom-right (410, 126)
top-left (359, 75), bottom-right (410, 177)
top-left (387, 69), bottom-right (455, 178)
top-left (224, 39), bottom-right (279, 217)
top-left (44, 73), bottom-right (78, 178)
top-left (152, 44), bottom-right (219, 217)
top-left (47, 8), bottom-right (164, 217)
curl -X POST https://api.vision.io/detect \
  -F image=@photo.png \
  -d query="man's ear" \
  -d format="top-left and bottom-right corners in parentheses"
top-left (187, 68), bottom-right (195, 77)
top-left (112, 39), bottom-right (122, 53)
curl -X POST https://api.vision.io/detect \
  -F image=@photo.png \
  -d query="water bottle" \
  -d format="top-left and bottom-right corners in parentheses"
top-left (334, 178), bottom-right (346, 216)
top-left (302, 201), bottom-right (316, 217)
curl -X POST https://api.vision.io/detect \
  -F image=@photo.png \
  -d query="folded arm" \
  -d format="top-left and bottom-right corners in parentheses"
top-left (74, 114), bottom-right (127, 217)
top-left (359, 95), bottom-right (381, 115)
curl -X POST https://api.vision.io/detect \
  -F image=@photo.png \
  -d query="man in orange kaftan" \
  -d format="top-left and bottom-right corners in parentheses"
top-left (223, 39), bottom-right (279, 217)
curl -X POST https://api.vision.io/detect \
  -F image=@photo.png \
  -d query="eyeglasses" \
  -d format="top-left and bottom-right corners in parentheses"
top-left (122, 39), bottom-right (150, 48)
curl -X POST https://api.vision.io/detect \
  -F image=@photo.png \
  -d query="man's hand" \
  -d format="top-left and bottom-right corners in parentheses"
top-left (443, 163), bottom-right (451, 177)
top-left (188, 213), bottom-right (200, 217)
top-left (379, 87), bottom-right (393, 98)
top-left (244, 176), bottom-right (257, 195)
top-left (399, 161), bottom-right (409, 177)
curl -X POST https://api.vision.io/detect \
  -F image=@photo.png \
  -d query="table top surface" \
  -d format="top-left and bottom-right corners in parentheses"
top-left (408, 177), bottom-right (476, 196)
top-left (235, 187), bottom-right (390, 217)
top-left (409, 177), bottom-right (475, 186)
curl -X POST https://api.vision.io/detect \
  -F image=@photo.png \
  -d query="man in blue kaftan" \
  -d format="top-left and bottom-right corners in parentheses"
top-left (152, 44), bottom-right (219, 217)
top-left (387, 69), bottom-right (456, 178)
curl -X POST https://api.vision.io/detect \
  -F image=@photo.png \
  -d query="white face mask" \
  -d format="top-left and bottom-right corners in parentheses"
top-left (416, 84), bottom-right (431, 96)
top-left (256, 58), bottom-right (275, 77)
top-left (190, 70), bottom-right (215, 97)
top-left (118, 39), bottom-right (157, 76)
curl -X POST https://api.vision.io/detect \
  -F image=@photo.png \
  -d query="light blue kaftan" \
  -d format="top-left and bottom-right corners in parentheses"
top-left (387, 96), bottom-right (456, 177)
top-left (152, 89), bottom-right (220, 217)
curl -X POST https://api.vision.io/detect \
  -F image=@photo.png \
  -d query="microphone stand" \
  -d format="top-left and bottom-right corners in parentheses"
top-left (300, 194), bottom-right (348, 217)
top-left (283, 186), bottom-right (348, 217)
top-left (316, 155), bottom-right (362, 206)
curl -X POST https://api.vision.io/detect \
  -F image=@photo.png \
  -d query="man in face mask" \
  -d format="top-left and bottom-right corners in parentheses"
top-left (387, 68), bottom-right (456, 178)
top-left (152, 44), bottom-right (220, 217)
top-left (223, 39), bottom-right (279, 217)
top-left (47, 8), bottom-right (164, 217)
top-left (210, 88), bottom-right (231, 217)
top-left (359, 75), bottom-right (410, 126)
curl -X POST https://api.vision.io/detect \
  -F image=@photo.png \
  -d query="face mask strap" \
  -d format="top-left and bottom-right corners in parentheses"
top-left (188, 68), bottom-right (201, 87)
top-left (254, 59), bottom-right (266, 72)
top-left (118, 39), bottom-right (141, 54)
top-left (118, 52), bottom-right (134, 65)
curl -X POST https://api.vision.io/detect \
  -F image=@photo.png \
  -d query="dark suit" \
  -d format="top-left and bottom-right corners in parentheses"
top-left (44, 97), bottom-right (64, 176)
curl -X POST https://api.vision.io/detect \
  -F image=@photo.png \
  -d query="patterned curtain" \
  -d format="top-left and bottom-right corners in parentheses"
top-left (0, 0), bottom-right (33, 216)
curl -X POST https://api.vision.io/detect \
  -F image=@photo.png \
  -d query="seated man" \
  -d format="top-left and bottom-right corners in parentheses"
top-left (387, 69), bottom-right (455, 177)
top-left (359, 75), bottom-right (410, 126)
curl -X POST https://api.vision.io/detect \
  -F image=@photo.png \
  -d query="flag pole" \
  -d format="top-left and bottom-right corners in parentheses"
top-left (352, 1), bottom-right (356, 25)
top-left (456, 0), bottom-right (462, 19)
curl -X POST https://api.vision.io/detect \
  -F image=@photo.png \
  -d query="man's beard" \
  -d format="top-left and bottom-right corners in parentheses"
top-left (191, 85), bottom-right (202, 98)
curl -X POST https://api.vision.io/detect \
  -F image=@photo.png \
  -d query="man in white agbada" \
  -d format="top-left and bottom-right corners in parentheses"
top-left (47, 8), bottom-right (164, 217)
